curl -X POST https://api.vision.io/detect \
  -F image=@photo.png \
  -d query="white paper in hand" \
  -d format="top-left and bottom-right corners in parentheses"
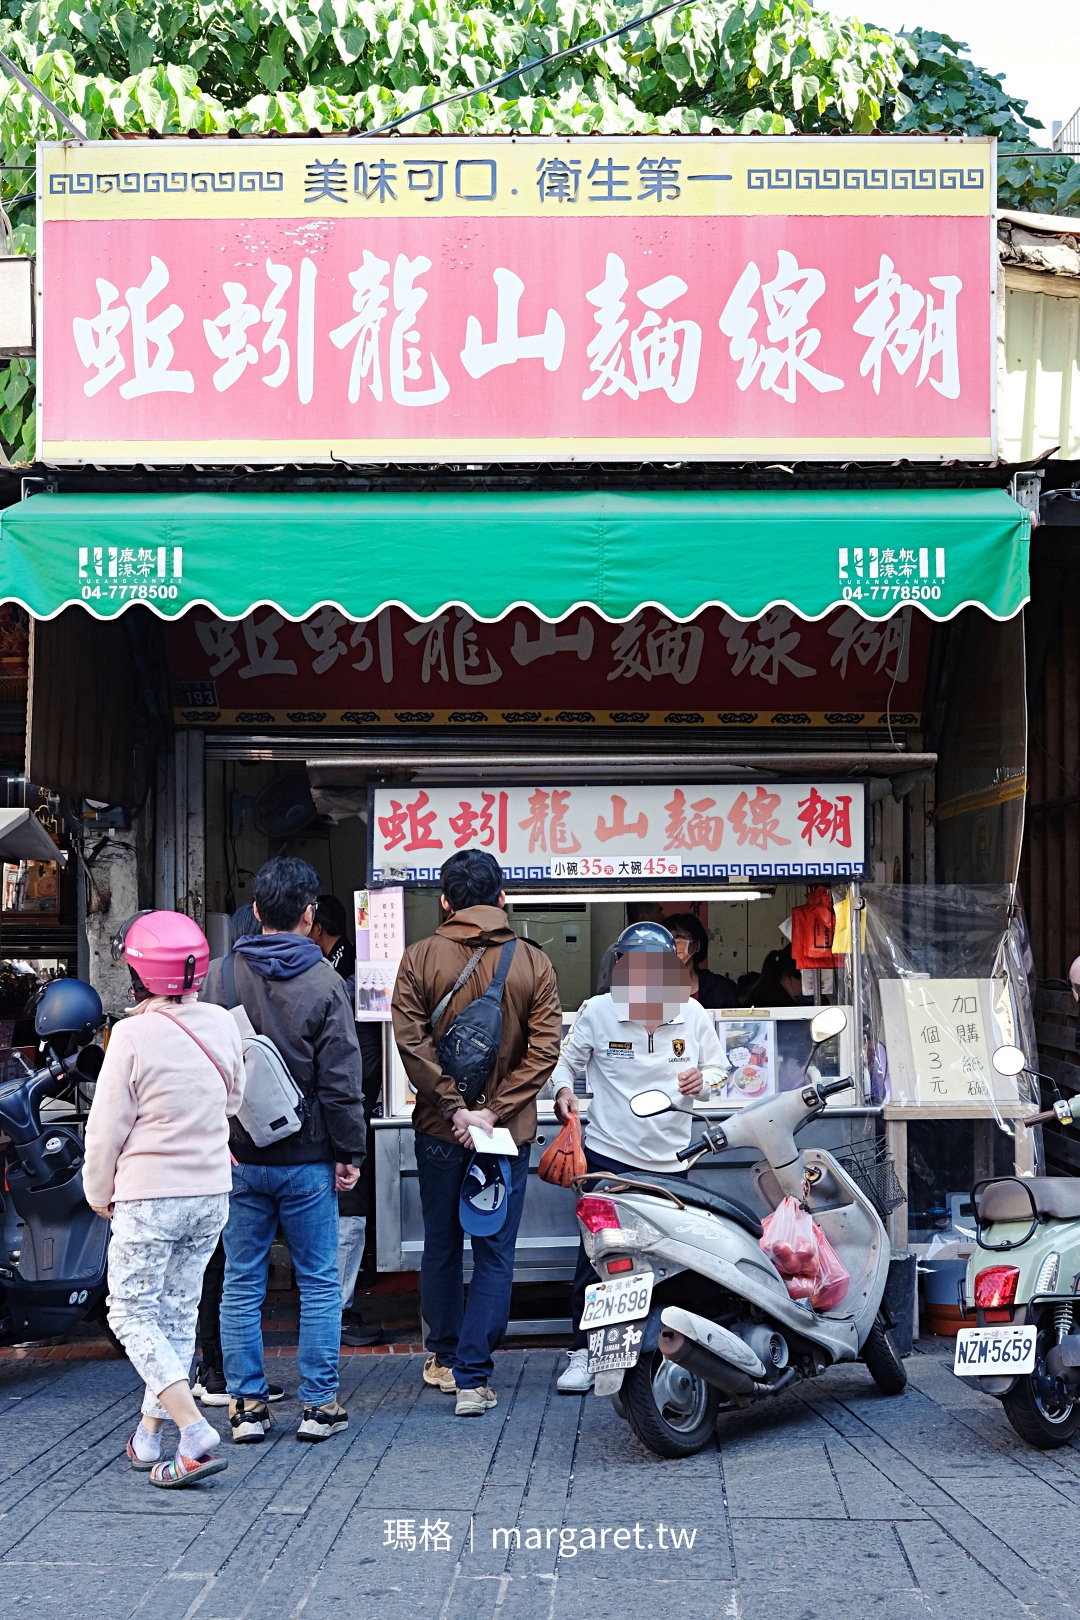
top-left (468, 1124), bottom-right (518, 1155)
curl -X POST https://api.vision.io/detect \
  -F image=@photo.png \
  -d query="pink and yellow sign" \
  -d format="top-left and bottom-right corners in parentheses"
top-left (38, 136), bottom-right (995, 464)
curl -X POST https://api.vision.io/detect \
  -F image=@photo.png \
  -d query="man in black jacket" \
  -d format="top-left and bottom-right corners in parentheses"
top-left (203, 857), bottom-right (366, 1444)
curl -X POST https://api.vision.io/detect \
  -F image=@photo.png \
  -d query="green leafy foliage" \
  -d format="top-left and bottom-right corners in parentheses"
top-left (886, 27), bottom-right (1080, 220)
top-left (890, 27), bottom-right (1037, 142)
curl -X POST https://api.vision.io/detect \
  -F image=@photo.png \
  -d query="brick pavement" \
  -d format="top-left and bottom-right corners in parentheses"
top-left (2, 1339), bottom-right (1079, 1620)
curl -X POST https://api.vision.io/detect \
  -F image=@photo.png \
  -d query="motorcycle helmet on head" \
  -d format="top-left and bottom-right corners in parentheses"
top-left (35, 977), bottom-right (103, 1050)
top-left (612, 920), bottom-right (677, 958)
top-left (112, 909), bottom-right (210, 997)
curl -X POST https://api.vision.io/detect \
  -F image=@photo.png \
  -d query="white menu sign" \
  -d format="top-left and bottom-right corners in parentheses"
top-left (879, 977), bottom-right (1020, 1107)
top-left (370, 782), bottom-right (865, 884)
top-left (353, 886), bottom-right (405, 1021)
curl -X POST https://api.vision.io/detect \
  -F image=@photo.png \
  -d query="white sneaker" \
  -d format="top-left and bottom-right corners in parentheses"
top-left (557, 1349), bottom-right (594, 1394)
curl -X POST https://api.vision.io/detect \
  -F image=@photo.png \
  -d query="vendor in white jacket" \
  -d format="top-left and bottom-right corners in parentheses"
top-left (551, 921), bottom-right (728, 1393)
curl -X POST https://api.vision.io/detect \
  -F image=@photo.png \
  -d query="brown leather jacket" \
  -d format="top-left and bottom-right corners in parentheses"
top-left (391, 905), bottom-right (563, 1146)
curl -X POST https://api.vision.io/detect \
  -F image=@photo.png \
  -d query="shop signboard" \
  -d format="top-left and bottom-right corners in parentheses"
top-left (370, 781), bottom-right (866, 883)
top-left (166, 603), bottom-right (931, 728)
top-left (38, 135), bottom-right (994, 464)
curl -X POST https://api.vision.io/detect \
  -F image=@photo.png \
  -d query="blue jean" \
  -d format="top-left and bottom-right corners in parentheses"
top-left (414, 1132), bottom-right (531, 1389)
top-left (221, 1160), bottom-right (341, 1409)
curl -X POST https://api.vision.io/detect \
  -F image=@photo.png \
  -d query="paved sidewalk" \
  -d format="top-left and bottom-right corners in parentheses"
top-left (2, 1339), bottom-right (1079, 1620)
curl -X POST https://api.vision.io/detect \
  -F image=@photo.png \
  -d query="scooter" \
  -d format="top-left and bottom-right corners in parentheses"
top-left (953, 1042), bottom-right (1080, 1449)
top-left (0, 979), bottom-right (110, 1347)
top-left (572, 1009), bottom-right (907, 1458)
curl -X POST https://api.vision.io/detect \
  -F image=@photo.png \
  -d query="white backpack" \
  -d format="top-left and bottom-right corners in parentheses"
top-left (222, 952), bottom-right (306, 1148)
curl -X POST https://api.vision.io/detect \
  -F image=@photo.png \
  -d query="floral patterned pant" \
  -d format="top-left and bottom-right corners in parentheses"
top-left (108, 1194), bottom-right (229, 1419)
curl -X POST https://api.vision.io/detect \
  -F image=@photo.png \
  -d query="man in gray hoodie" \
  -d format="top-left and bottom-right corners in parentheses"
top-left (202, 856), bottom-right (366, 1445)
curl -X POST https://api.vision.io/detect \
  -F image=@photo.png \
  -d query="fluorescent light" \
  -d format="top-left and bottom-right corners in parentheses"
top-left (506, 890), bottom-right (769, 904)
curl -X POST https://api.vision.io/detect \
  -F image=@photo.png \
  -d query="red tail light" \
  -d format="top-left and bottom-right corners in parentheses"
top-left (974, 1266), bottom-right (1020, 1309)
top-left (576, 1196), bottom-right (620, 1233)
top-left (607, 1257), bottom-right (634, 1274)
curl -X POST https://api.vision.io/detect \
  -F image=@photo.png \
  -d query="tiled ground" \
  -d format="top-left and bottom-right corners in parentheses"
top-left (3, 1339), bottom-right (1080, 1620)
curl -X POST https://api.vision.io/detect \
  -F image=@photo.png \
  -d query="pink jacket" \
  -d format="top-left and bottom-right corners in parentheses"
top-left (83, 995), bottom-right (245, 1208)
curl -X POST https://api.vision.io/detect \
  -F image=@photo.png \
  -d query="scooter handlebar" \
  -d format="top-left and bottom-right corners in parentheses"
top-left (1023, 1108), bottom-right (1059, 1129)
top-left (816, 1077), bottom-right (855, 1101)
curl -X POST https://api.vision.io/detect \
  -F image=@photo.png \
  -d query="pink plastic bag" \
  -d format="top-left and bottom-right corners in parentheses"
top-left (809, 1224), bottom-right (850, 1312)
top-left (759, 1196), bottom-right (817, 1278)
top-left (759, 1198), bottom-right (851, 1311)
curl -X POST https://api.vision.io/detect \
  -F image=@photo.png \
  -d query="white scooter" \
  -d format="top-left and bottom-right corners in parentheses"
top-left (574, 1009), bottom-right (907, 1457)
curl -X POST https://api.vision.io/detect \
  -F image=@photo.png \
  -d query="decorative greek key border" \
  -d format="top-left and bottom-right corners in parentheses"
top-left (372, 859), bottom-right (867, 883)
top-left (49, 170), bottom-right (284, 195)
top-left (746, 166), bottom-right (985, 192)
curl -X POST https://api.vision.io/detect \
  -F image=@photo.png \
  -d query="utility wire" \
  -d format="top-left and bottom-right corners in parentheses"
top-left (355, 0), bottom-right (696, 138)
top-left (0, 48), bottom-right (87, 141)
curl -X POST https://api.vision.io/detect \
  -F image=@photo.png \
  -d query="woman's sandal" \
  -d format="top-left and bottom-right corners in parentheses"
top-left (149, 1452), bottom-right (228, 1489)
top-left (126, 1431), bottom-right (157, 1472)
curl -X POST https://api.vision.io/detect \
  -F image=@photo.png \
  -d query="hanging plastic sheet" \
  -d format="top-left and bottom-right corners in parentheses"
top-left (861, 884), bottom-right (1038, 1137)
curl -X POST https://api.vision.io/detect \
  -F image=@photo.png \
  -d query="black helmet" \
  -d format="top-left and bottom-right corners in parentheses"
top-left (612, 921), bottom-right (677, 957)
top-left (34, 978), bottom-right (104, 1049)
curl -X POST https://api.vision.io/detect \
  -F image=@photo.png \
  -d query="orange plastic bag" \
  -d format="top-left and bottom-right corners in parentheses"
top-left (790, 885), bottom-right (837, 970)
top-left (538, 1111), bottom-right (587, 1187)
top-left (759, 1196), bottom-right (817, 1278)
top-left (809, 1224), bottom-right (850, 1312)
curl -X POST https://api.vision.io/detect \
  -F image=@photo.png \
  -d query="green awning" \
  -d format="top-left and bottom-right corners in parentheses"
top-left (0, 488), bottom-right (1029, 624)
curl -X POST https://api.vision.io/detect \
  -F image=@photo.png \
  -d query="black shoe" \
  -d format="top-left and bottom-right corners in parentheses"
top-left (229, 1397), bottom-right (271, 1443)
top-left (297, 1400), bottom-right (348, 1442)
top-left (196, 1366), bottom-right (285, 1405)
top-left (341, 1315), bottom-right (382, 1348)
top-left (192, 1363), bottom-right (229, 1406)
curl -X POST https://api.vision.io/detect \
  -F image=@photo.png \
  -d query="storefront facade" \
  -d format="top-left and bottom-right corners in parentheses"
top-left (0, 131), bottom-right (1041, 1310)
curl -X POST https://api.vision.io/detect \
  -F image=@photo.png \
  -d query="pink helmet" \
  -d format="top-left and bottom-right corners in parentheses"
top-left (118, 910), bottom-right (210, 996)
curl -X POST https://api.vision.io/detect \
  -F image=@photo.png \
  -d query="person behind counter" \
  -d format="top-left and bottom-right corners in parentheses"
top-left (740, 948), bottom-right (806, 1007)
top-left (664, 912), bottom-right (739, 1008)
top-left (311, 895), bottom-right (356, 979)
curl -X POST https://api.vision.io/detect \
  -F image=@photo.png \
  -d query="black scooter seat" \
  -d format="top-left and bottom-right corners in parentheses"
top-left (589, 1172), bottom-right (764, 1239)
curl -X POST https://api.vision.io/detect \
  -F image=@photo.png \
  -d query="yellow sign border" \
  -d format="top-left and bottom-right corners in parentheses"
top-left (40, 134), bottom-right (995, 222)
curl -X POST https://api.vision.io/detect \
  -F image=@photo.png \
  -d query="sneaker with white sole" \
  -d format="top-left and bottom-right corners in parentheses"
top-left (422, 1354), bottom-right (456, 1393)
top-left (455, 1385), bottom-right (497, 1416)
top-left (557, 1349), bottom-right (594, 1394)
top-left (296, 1399), bottom-right (348, 1441)
top-left (229, 1397), bottom-right (271, 1442)
top-left (192, 1363), bottom-right (228, 1406)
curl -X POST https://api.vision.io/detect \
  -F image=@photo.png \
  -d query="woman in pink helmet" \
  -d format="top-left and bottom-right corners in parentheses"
top-left (83, 910), bottom-right (245, 1488)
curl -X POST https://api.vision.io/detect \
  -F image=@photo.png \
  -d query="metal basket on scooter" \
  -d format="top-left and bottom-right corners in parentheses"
top-left (832, 1142), bottom-right (906, 1222)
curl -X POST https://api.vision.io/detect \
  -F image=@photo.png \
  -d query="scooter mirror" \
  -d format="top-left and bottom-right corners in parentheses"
top-left (991, 1044), bottom-right (1028, 1079)
top-left (629, 1088), bottom-right (675, 1119)
top-left (74, 1044), bottom-right (104, 1083)
top-left (810, 1006), bottom-right (848, 1044)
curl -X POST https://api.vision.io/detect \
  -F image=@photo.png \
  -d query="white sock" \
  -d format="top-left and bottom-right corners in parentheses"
top-left (132, 1422), bottom-right (161, 1462)
top-left (179, 1417), bottom-right (220, 1459)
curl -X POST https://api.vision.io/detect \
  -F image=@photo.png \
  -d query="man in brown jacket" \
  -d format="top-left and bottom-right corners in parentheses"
top-left (392, 850), bottom-right (562, 1414)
